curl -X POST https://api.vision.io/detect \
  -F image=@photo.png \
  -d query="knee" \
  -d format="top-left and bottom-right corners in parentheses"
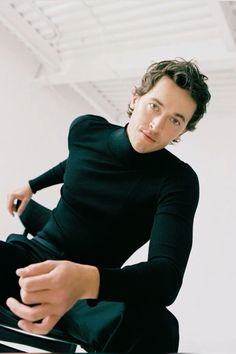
top-left (103, 303), bottom-right (179, 353)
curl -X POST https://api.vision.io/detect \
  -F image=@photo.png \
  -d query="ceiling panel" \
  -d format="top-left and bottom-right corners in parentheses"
top-left (0, 0), bottom-right (236, 122)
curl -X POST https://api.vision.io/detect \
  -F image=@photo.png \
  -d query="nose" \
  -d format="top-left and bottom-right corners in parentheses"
top-left (149, 115), bottom-right (166, 131)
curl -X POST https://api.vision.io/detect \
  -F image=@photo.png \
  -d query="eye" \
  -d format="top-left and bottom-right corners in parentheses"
top-left (170, 117), bottom-right (181, 126)
top-left (148, 102), bottom-right (159, 110)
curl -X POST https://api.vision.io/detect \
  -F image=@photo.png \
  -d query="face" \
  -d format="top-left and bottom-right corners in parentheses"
top-left (126, 75), bottom-right (197, 153)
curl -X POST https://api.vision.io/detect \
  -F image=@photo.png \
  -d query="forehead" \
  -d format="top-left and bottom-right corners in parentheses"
top-left (147, 75), bottom-right (188, 98)
top-left (146, 75), bottom-right (197, 119)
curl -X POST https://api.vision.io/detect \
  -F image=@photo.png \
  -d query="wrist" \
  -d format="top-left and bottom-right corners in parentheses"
top-left (81, 265), bottom-right (100, 300)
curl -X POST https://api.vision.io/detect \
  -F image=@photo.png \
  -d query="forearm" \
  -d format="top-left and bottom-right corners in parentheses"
top-left (29, 160), bottom-right (67, 193)
top-left (97, 259), bottom-right (182, 305)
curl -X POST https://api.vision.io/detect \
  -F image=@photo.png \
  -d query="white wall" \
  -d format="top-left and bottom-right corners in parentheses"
top-left (0, 23), bottom-right (95, 237)
top-left (1, 22), bottom-right (236, 354)
top-left (168, 119), bottom-right (236, 353)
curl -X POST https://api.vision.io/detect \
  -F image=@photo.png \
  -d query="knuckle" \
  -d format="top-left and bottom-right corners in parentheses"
top-left (45, 259), bottom-right (54, 266)
top-left (41, 327), bottom-right (50, 335)
top-left (20, 289), bottom-right (26, 302)
top-left (20, 278), bottom-right (30, 291)
top-left (27, 308), bottom-right (39, 322)
top-left (20, 289), bottom-right (31, 304)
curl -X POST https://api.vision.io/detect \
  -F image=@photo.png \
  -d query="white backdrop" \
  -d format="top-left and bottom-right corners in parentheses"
top-left (0, 23), bottom-right (236, 353)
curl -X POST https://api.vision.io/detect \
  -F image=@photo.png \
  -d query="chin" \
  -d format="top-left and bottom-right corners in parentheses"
top-left (132, 143), bottom-right (146, 154)
top-left (136, 145), bottom-right (154, 154)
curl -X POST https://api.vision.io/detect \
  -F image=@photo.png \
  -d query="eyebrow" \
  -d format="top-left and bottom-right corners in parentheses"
top-left (150, 98), bottom-right (186, 122)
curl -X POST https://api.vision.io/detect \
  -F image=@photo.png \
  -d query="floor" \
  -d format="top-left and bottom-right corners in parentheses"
top-left (0, 340), bottom-right (86, 352)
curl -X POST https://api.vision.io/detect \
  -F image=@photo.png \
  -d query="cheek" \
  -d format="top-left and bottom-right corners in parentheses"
top-left (133, 102), bottom-right (146, 116)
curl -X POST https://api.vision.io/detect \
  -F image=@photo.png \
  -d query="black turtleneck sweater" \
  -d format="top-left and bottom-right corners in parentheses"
top-left (29, 115), bottom-right (199, 305)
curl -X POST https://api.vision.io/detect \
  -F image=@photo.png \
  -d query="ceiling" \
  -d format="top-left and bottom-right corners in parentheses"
top-left (0, 0), bottom-right (236, 124)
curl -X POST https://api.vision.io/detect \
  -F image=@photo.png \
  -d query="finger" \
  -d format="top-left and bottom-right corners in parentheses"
top-left (20, 288), bottom-right (54, 305)
top-left (6, 297), bottom-right (50, 323)
top-left (19, 273), bottom-right (52, 292)
top-left (18, 260), bottom-right (57, 292)
top-left (18, 314), bottom-right (59, 335)
top-left (6, 194), bottom-right (17, 216)
top-left (17, 260), bottom-right (56, 278)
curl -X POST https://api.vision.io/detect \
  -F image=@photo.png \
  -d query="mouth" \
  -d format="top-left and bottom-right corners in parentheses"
top-left (141, 130), bottom-right (156, 142)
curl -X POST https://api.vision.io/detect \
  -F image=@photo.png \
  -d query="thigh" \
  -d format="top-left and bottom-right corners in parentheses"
top-left (0, 241), bottom-right (33, 305)
top-left (57, 300), bottom-right (125, 351)
top-left (58, 300), bottom-right (179, 353)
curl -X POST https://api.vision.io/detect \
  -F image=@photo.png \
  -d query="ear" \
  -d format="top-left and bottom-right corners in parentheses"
top-left (130, 86), bottom-right (139, 109)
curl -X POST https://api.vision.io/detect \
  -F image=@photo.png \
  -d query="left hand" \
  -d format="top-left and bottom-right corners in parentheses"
top-left (6, 260), bottom-right (99, 335)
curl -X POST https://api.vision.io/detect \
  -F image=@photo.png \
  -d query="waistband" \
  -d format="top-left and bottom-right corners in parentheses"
top-left (6, 233), bottom-right (64, 261)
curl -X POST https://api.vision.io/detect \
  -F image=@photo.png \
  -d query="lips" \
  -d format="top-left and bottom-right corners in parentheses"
top-left (141, 130), bottom-right (156, 142)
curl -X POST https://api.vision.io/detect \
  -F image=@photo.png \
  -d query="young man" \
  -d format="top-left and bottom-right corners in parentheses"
top-left (4, 59), bottom-right (211, 353)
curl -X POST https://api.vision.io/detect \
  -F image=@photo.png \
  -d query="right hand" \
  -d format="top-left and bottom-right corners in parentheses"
top-left (7, 183), bottom-right (33, 216)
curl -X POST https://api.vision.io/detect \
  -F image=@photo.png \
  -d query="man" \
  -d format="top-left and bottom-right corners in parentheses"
top-left (4, 58), bottom-right (211, 353)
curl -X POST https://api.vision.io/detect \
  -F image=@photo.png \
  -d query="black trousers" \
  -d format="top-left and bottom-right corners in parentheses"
top-left (59, 300), bottom-right (179, 353)
top-left (0, 238), bottom-right (179, 353)
top-left (0, 237), bottom-right (64, 303)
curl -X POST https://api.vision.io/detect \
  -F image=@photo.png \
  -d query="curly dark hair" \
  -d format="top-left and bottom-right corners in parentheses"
top-left (127, 58), bottom-right (211, 131)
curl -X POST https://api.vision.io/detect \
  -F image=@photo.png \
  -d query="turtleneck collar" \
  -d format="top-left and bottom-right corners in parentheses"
top-left (108, 123), bottom-right (169, 169)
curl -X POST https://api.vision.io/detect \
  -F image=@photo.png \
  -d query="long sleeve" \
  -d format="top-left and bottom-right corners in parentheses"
top-left (97, 165), bottom-right (199, 305)
top-left (29, 160), bottom-right (67, 193)
top-left (31, 115), bottom-right (199, 306)
top-left (97, 259), bottom-right (180, 306)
